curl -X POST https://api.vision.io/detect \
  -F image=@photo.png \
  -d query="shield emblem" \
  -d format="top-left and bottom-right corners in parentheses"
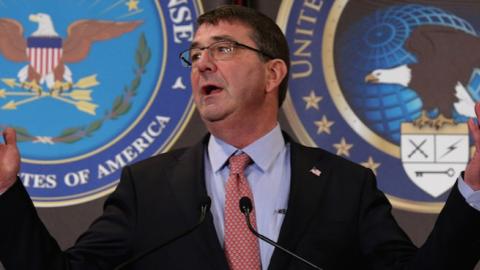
top-left (401, 123), bottom-right (469, 197)
top-left (26, 36), bottom-right (63, 77)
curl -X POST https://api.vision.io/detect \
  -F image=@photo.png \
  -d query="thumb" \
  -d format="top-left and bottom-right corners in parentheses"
top-left (3, 128), bottom-right (17, 146)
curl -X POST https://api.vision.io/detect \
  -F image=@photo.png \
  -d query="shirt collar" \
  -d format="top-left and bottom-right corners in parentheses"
top-left (207, 124), bottom-right (285, 173)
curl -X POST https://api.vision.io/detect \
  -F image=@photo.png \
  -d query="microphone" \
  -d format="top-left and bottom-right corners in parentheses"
top-left (115, 196), bottom-right (212, 270)
top-left (239, 197), bottom-right (323, 270)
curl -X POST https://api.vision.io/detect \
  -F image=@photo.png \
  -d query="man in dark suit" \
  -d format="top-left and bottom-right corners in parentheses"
top-left (0, 5), bottom-right (480, 270)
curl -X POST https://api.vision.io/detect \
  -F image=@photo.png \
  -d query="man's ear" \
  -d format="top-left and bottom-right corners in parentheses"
top-left (265, 59), bottom-right (288, 93)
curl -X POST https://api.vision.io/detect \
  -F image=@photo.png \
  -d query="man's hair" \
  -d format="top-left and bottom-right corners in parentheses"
top-left (197, 5), bottom-right (290, 107)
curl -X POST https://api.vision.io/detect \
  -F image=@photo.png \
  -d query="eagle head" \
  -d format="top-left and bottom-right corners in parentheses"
top-left (29, 13), bottom-right (58, 37)
top-left (365, 65), bottom-right (412, 87)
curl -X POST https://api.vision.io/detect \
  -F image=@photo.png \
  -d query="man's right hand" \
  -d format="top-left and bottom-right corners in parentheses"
top-left (0, 128), bottom-right (20, 193)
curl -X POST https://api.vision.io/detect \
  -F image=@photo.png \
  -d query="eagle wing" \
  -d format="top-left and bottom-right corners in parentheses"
top-left (0, 18), bottom-right (27, 62)
top-left (405, 25), bottom-right (479, 65)
top-left (404, 25), bottom-right (480, 116)
top-left (62, 20), bottom-right (143, 63)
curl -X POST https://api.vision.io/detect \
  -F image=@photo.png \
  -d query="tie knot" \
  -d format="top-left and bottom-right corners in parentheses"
top-left (228, 153), bottom-right (251, 174)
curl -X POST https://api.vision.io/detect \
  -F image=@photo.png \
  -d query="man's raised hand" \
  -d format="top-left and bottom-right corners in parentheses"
top-left (0, 128), bottom-right (20, 193)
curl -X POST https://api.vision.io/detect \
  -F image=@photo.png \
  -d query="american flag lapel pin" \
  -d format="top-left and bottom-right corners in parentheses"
top-left (310, 166), bottom-right (321, 176)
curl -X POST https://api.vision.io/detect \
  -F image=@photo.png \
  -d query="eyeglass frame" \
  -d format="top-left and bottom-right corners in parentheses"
top-left (179, 39), bottom-right (275, 67)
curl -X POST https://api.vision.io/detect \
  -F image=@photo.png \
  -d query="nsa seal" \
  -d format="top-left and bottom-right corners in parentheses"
top-left (279, 0), bottom-right (480, 212)
top-left (0, 0), bottom-right (202, 207)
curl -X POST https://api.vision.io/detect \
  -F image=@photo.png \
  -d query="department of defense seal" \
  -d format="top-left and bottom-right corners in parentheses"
top-left (0, 0), bottom-right (202, 207)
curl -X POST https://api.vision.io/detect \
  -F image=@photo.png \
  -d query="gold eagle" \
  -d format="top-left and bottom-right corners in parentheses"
top-left (0, 13), bottom-right (142, 91)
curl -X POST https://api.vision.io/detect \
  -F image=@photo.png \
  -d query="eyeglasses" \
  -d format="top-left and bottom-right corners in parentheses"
top-left (179, 40), bottom-right (274, 67)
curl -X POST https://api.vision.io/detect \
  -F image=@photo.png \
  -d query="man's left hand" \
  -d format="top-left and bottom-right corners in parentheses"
top-left (465, 103), bottom-right (480, 191)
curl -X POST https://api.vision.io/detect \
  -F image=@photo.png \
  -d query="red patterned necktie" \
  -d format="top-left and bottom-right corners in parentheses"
top-left (224, 153), bottom-right (261, 270)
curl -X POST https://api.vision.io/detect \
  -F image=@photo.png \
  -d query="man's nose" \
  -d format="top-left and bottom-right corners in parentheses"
top-left (194, 50), bottom-right (216, 72)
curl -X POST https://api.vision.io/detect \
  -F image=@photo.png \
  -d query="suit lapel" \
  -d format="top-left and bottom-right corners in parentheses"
top-left (165, 133), bottom-right (331, 270)
top-left (167, 135), bottom-right (229, 270)
top-left (268, 141), bottom-right (330, 270)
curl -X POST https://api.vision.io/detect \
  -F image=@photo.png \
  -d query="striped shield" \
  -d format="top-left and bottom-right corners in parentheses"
top-left (26, 36), bottom-right (63, 77)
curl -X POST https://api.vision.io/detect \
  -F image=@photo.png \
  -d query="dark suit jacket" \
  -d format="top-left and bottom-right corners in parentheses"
top-left (1, 135), bottom-right (480, 270)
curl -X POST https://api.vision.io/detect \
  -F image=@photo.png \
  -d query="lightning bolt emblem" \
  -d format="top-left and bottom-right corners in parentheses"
top-left (440, 139), bottom-right (463, 158)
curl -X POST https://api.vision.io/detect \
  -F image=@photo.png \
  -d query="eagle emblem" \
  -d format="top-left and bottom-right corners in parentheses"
top-left (0, 13), bottom-right (141, 114)
top-left (365, 25), bottom-right (479, 128)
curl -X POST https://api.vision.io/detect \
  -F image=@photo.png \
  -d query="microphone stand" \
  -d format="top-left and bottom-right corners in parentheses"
top-left (240, 197), bottom-right (323, 270)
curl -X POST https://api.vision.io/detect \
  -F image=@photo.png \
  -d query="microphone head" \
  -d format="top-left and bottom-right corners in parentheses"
top-left (239, 196), bottom-right (253, 214)
top-left (200, 196), bottom-right (212, 211)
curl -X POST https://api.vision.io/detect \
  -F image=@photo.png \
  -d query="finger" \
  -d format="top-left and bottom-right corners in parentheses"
top-left (468, 118), bottom-right (480, 151)
top-left (476, 102), bottom-right (480, 120)
top-left (3, 128), bottom-right (17, 145)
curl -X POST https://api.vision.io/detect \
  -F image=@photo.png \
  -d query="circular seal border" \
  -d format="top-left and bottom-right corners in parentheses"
top-left (278, 0), bottom-right (444, 213)
top-left (30, 0), bottom-right (203, 207)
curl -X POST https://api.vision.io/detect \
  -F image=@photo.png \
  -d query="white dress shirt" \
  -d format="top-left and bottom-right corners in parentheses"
top-left (204, 124), bottom-right (290, 269)
top-left (458, 174), bottom-right (480, 210)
